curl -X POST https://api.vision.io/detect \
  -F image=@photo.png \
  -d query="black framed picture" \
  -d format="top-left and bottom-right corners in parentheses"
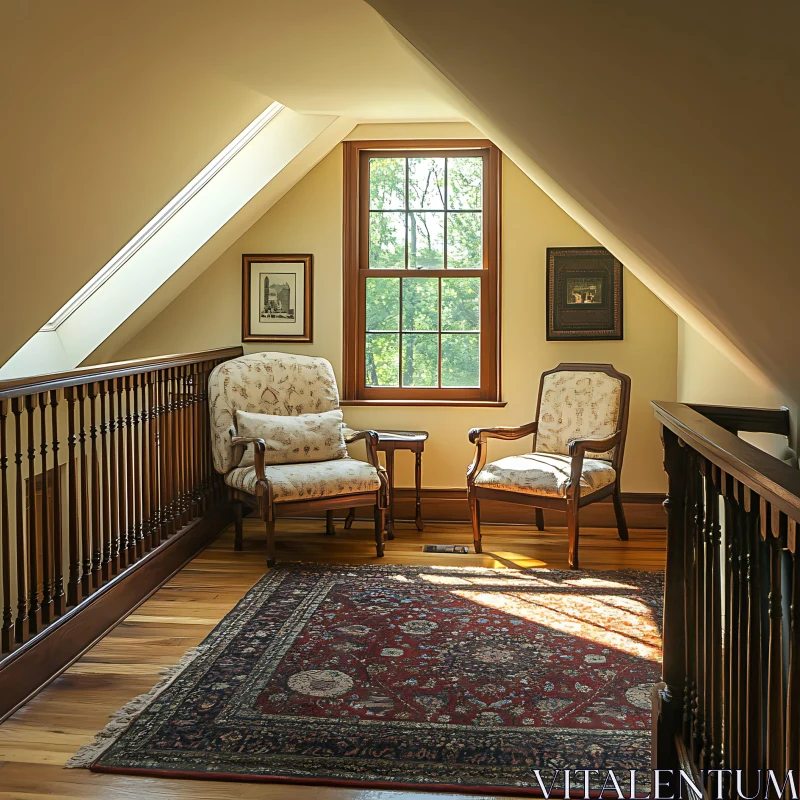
top-left (241, 254), bottom-right (313, 342)
top-left (546, 247), bottom-right (623, 341)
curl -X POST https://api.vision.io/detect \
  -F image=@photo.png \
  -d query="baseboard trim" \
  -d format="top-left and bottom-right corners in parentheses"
top-left (296, 488), bottom-right (666, 530)
top-left (0, 505), bottom-right (231, 724)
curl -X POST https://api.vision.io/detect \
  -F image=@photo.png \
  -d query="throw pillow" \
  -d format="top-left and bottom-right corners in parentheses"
top-left (235, 409), bottom-right (346, 467)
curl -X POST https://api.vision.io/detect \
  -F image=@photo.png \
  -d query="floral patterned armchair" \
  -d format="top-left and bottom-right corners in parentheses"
top-left (208, 352), bottom-right (388, 565)
top-left (466, 363), bottom-right (631, 568)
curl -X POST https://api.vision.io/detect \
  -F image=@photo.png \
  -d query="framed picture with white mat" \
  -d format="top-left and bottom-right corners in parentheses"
top-left (242, 254), bottom-right (313, 342)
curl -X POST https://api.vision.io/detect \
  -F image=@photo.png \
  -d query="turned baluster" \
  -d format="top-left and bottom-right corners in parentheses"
top-left (165, 366), bottom-right (175, 534)
top-left (735, 483), bottom-right (750, 772)
top-left (106, 379), bottom-right (120, 574)
top-left (692, 455), bottom-right (706, 766)
top-left (198, 364), bottom-right (210, 510)
top-left (140, 373), bottom-right (153, 552)
top-left (115, 377), bottom-right (130, 565)
top-left (38, 392), bottom-right (53, 624)
top-left (195, 365), bottom-right (203, 514)
top-left (49, 390), bottom-right (64, 617)
top-left (77, 385), bottom-right (91, 598)
top-left (188, 365), bottom-right (198, 518)
top-left (786, 521), bottom-right (800, 777)
top-left (722, 474), bottom-right (740, 770)
top-left (765, 500), bottom-right (786, 777)
top-left (681, 446), bottom-right (697, 750)
top-left (744, 490), bottom-right (764, 794)
top-left (24, 395), bottom-right (42, 634)
top-left (186, 365), bottom-right (195, 521)
top-left (705, 464), bottom-right (723, 774)
top-left (146, 372), bottom-right (160, 545)
top-left (64, 388), bottom-right (81, 607)
top-left (122, 376), bottom-right (136, 560)
top-left (177, 366), bottom-right (188, 527)
top-left (158, 369), bottom-right (170, 540)
top-left (1, 400), bottom-right (13, 652)
top-left (129, 375), bottom-right (143, 558)
top-left (169, 367), bottom-right (179, 534)
top-left (174, 367), bottom-right (183, 526)
top-left (99, 381), bottom-right (112, 582)
top-left (88, 384), bottom-right (102, 588)
top-left (12, 398), bottom-right (27, 643)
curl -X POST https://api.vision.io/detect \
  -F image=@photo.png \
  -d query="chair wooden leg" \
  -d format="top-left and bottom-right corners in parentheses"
top-left (469, 493), bottom-right (482, 554)
top-left (233, 501), bottom-right (243, 551)
top-left (612, 486), bottom-right (629, 541)
top-left (325, 510), bottom-right (336, 536)
top-left (535, 507), bottom-right (545, 531)
top-left (344, 508), bottom-right (356, 529)
top-left (567, 501), bottom-right (580, 569)
top-left (374, 505), bottom-right (385, 558)
top-left (265, 520), bottom-right (276, 567)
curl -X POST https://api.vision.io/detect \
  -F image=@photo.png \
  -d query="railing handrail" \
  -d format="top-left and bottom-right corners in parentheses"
top-left (0, 347), bottom-right (244, 399)
top-left (653, 400), bottom-right (800, 533)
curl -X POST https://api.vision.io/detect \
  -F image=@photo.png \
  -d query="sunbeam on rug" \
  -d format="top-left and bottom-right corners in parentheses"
top-left (68, 564), bottom-right (663, 796)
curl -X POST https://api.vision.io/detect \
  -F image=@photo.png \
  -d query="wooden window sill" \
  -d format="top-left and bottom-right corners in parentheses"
top-left (339, 399), bottom-right (507, 408)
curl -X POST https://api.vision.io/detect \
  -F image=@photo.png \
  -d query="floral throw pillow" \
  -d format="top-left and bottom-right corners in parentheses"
top-left (235, 409), bottom-right (346, 467)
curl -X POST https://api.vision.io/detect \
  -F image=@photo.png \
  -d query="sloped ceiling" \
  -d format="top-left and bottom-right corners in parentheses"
top-left (0, 0), bottom-right (455, 369)
top-left (366, 0), bottom-right (800, 403)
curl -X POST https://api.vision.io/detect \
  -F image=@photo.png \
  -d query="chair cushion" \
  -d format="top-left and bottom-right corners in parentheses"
top-left (473, 453), bottom-right (616, 499)
top-left (235, 409), bottom-right (346, 467)
top-left (536, 370), bottom-right (622, 461)
top-left (225, 458), bottom-right (381, 502)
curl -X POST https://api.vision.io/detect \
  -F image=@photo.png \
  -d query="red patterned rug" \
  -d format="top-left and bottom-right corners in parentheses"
top-left (70, 564), bottom-right (663, 795)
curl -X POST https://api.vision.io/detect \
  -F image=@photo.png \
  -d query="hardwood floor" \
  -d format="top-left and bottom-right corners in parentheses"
top-left (0, 516), bottom-right (665, 799)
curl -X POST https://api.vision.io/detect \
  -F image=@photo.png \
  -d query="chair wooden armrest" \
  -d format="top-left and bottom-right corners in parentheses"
top-left (467, 421), bottom-right (538, 486)
top-left (231, 435), bottom-right (267, 482)
top-left (567, 431), bottom-right (623, 489)
top-left (567, 431), bottom-right (622, 458)
top-left (468, 420), bottom-right (538, 444)
top-left (343, 428), bottom-right (381, 469)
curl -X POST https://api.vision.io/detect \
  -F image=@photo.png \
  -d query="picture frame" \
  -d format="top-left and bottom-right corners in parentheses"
top-left (241, 254), bottom-right (313, 342)
top-left (546, 247), bottom-right (623, 341)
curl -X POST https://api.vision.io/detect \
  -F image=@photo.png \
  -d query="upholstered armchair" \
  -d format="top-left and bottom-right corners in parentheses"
top-left (208, 352), bottom-right (389, 565)
top-left (466, 363), bottom-right (631, 569)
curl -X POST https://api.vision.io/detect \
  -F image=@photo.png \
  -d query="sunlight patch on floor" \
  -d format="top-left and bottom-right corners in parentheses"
top-left (453, 588), bottom-right (661, 661)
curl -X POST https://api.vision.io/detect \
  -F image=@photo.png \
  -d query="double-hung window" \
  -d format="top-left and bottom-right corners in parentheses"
top-left (342, 140), bottom-right (501, 403)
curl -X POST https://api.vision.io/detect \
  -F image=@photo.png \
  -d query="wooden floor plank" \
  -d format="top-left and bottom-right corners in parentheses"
top-left (0, 517), bottom-right (665, 799)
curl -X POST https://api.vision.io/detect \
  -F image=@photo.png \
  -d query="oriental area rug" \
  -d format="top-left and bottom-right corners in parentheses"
top-left (69, 564), bottom-right (663, 796)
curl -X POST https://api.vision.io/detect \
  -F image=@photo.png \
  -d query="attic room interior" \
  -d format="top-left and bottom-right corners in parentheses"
top-left (1, 1), bottom-right (799, 797)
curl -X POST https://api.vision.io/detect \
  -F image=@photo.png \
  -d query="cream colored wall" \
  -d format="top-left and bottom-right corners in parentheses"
top-left (115, 128), bottom-right (678, 493)
top-left (677, 320), bottom-right (796, 457)
top-left (677, 320), bottom-right (787, 409)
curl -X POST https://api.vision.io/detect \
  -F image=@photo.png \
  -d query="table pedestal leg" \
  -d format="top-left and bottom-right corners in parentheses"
top-left (385, 449), bottom-right (395, 540)
top-left (414, 451), bottom-right (424, 532)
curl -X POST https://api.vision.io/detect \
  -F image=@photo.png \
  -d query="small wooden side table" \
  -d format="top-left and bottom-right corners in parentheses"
top-left (345, 429), bottom-right (429, 537)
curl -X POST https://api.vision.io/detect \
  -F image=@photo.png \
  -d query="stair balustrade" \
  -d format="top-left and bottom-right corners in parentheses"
top-left (0, 347), bottom-right (241, 719)
top-left (653, 401), bottom-right (797, 797)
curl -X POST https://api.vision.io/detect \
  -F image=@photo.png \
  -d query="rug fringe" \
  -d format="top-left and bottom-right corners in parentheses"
top-left (65, 644), bottom-right (206, 769)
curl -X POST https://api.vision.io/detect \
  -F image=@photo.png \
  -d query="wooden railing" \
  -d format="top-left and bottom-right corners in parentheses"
top-left (653, 401), bottom-right (798, 796)
top-left (0, 347), bottom-right (241, 719)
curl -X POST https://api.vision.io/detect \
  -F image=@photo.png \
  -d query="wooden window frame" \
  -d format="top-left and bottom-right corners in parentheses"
top-left (342, 139), bottom-right (501, 406)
